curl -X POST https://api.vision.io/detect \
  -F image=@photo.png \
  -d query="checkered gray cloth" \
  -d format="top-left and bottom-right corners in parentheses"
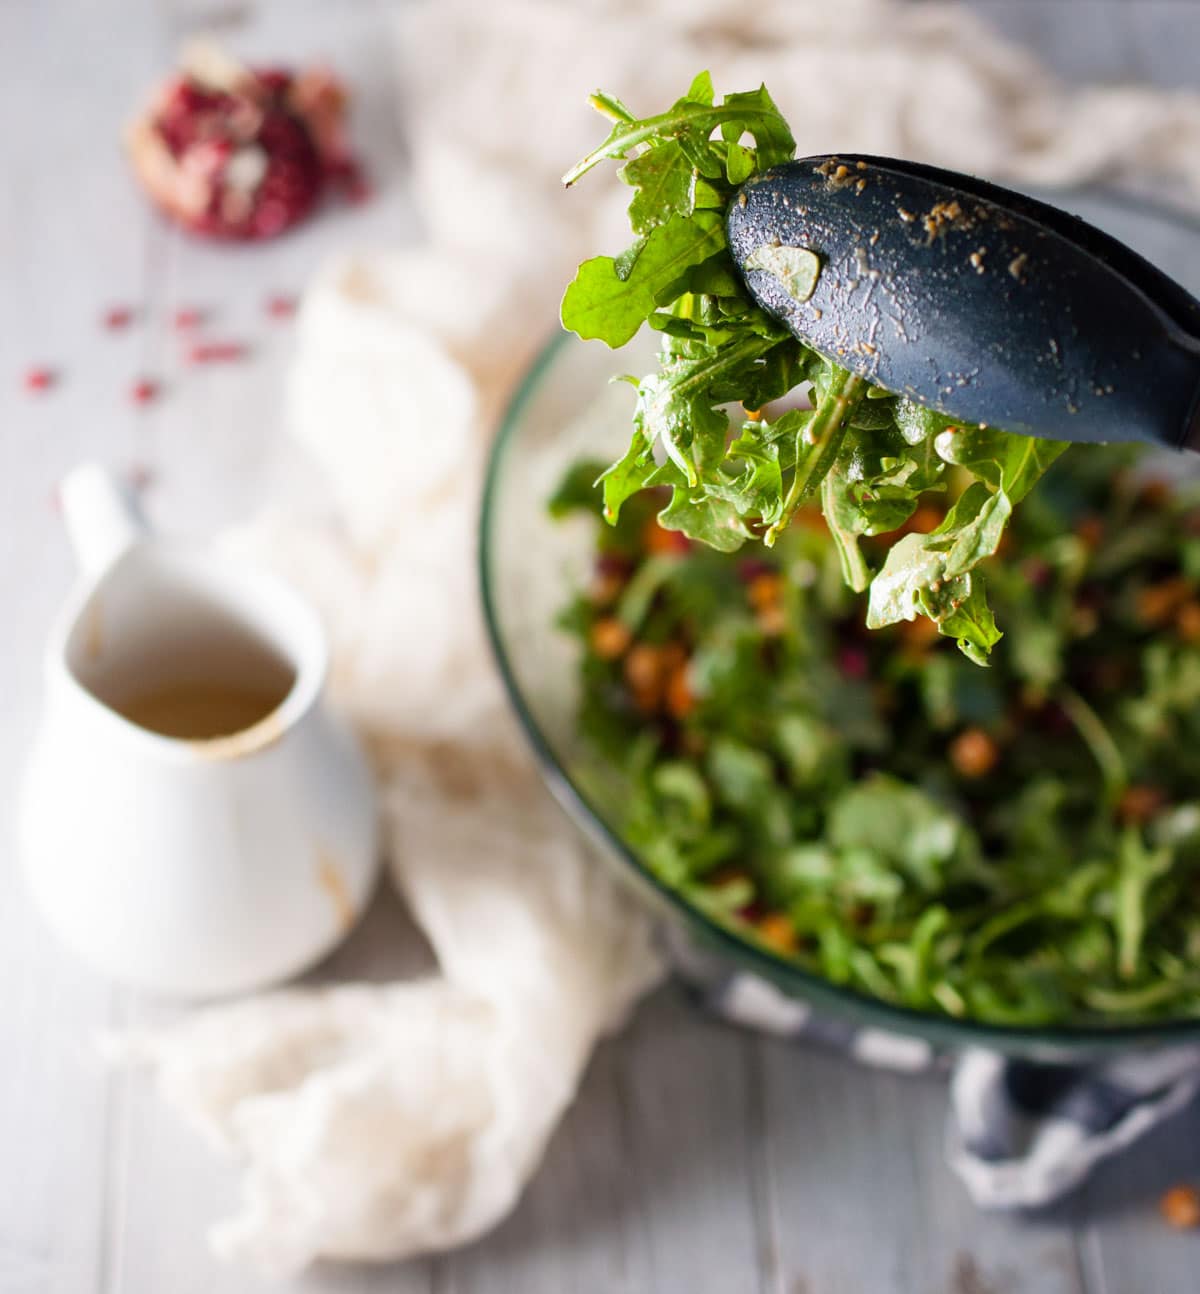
top-left (677, 946), bottom-right (1200, 1208)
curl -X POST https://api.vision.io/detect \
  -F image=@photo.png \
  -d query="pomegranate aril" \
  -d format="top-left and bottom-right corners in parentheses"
top-left (174, 307), bottom-right (205, 330)
top-left (266, 293), bottom-right (297, 318)
top-left (131, 378), bottom-right (160, 405)
top-left (344, 169), bottom-right (371, 205)
top-left (255, 68), bottom-right (293, 96)
top-left (104, 306), bottom-right (135, 330)
top-left (24, 366), bottom-right (56, 393)
top-left (736, 558), bottom-right (772, 584)
top-left (837, 645), bottom-right (870, 681)
top-left (188, 341), bottom-right (249, 364)
top-left (329, 157), bottom-right (371, 206)
top-left (127, 462), bottom-right (156, 492)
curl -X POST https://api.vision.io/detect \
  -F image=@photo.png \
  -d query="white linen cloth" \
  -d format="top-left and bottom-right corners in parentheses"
top-left (119, 0), bottom-right (1200, 1274)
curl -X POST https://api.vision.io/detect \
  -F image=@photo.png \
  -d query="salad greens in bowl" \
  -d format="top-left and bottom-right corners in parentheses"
top-left (480, 77), bottom-right (1200, 1054)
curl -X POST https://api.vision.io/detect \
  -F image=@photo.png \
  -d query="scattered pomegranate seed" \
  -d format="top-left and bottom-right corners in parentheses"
top-left (187, 341), bottom-right (249, 364)
top-left (344, 173), bottom-right (372, 205)
top-left (174, 307), bottom-right (205, 330)
top-left (266, 294), bottom-right (297, 318)
top-left (127, 462), bottom-right (156, 492)
top-left (130, 378), bottom-right (160, 405)
top-left (104, 306), bottom-right (135, 330)
top-left (331, 159), bottom-right (371, 205)
top-left (24, 366), bottom-right (56, 393)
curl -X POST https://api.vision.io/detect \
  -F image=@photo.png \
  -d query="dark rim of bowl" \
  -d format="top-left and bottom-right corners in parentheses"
top-left (478, 191), bottom-right (1200, 1053)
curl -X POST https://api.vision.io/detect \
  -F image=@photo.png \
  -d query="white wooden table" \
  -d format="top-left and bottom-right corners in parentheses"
top-left (3, 2), bottom-right (1199, 1291)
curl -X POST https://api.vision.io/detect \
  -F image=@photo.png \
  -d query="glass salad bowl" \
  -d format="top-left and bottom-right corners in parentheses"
top-left (480, 190), bottom-right (1200, 1057)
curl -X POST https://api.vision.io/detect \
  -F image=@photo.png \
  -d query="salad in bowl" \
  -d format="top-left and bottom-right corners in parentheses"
top-left (482, 75), bottom-right (1200, 1051)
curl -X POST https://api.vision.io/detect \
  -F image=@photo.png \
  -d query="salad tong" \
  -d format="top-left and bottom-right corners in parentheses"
top-left (727, 156), bottom-right (1200, 451)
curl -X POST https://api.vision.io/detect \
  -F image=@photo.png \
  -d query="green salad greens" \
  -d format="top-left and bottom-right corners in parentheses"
top-left (553, 449), bottom-right (1200, 1026)
top-left (560, 73), bottom-right (1068, 665)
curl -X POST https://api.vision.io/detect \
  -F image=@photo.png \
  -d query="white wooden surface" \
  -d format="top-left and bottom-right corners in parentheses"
top-left (2, 2), bottom-right (1199, 1292)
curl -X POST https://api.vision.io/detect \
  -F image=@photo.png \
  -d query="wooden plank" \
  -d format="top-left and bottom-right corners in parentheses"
top-left (430, 1020), bottom-right (655, 1294)
top-left (0, 3), bottom-right (169, 1292)
top-left (437, 986), bottom-right (765, 1294)
top-left (758, 1043), bottom-right (1084, 1294)
top-left (1071, 1091), bottom-right (1200, 1294)
top-left (109, 3), bottom-right (435, 1289)
top-left (113, 880), bottom-right (437, 1293)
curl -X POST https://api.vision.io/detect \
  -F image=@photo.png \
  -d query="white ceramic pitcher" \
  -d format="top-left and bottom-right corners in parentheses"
top-left (19, 464), bottom-right (380, 998)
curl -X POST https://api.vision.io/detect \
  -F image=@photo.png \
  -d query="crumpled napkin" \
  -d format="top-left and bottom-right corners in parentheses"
top-left (118, 0), bottom-right (1200, 1275)
top-left (121, 742), bottom-right (661, 1270)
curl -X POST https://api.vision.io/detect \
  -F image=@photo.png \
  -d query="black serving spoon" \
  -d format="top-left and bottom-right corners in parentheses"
top-left (727, 155), bottom-right (1200, 450)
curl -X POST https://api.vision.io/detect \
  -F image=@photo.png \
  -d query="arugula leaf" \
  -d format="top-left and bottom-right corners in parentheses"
top-left (622, 144), bottom-right (696, 234)
top-left (708, 419), bottom-right (790, 530)
top-left (935, 426), bottom-right (1069, 502)
top-left (598, 436), bottom-right (657, 523)
top-left (937, 482), bottom-right (1011, 578)
top-left (561, 73), bottom-right (1073, 663)
top-left (654, 462), bottom-right (757, 551)
top-left (922, 574), bottom-right (1003, 666)
top-left (866, 533), bottom-right (957, 627)
top-left (562, 211), bottom-right (727, 347)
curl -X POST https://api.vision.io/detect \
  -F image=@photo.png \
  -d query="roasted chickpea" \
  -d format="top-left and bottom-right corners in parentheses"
top-left (1117, 784), bottom-right (1167, 827)
top-left (1161, 1185), bottom-right (1200, 1230)
top-left (590, 617), bottom-right (631, 660)
top-left (757, 912), bottom-right (799, 955)
top-left (949, 727), bottom-right (999, 779)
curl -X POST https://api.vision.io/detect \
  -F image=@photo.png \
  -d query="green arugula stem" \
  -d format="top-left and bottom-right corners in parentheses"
top-left (1057, 683), bottom-right (1128, 806)
top-left (563, 103), bottom-right (788, 186)
top-left (766, 366), bottom-right (866, 546)
top-left (1083, 978), bottom-right (1199, 1014)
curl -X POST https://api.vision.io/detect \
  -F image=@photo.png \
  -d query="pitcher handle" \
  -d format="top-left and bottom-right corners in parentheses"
top-left (59, 464), bottom-right (148, 579)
